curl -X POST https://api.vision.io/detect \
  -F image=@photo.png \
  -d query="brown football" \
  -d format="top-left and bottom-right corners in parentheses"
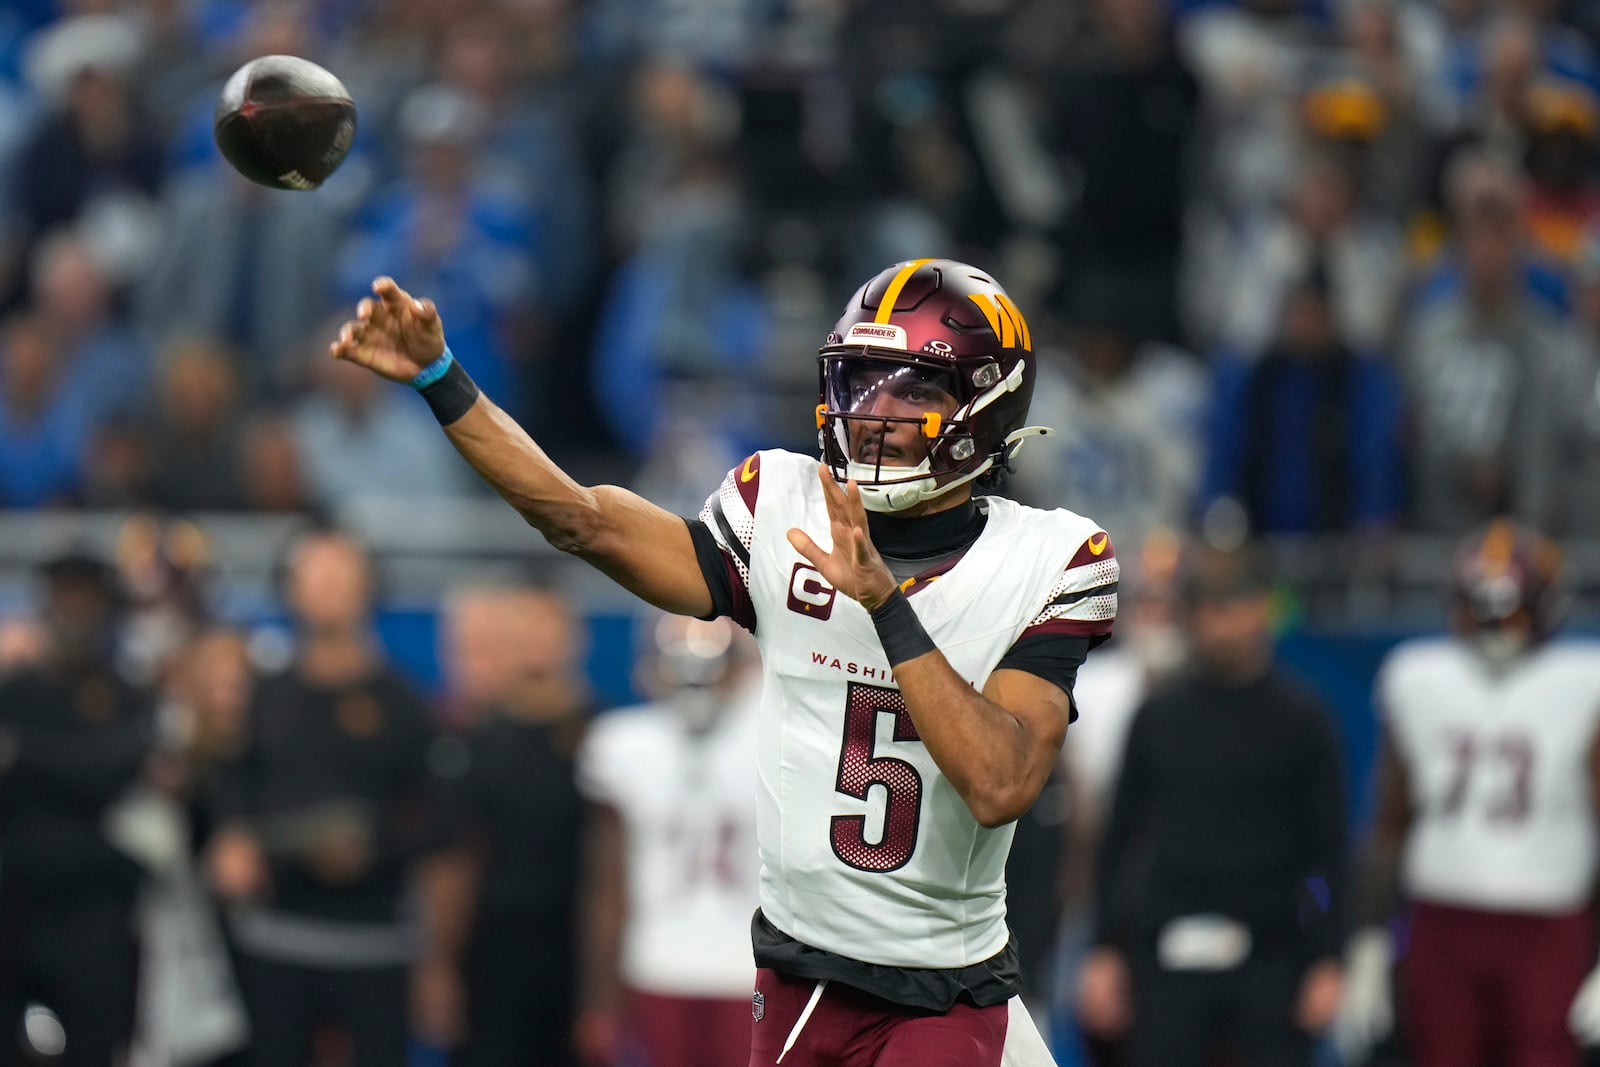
top-left (213, 55), bottom-right (356, 191)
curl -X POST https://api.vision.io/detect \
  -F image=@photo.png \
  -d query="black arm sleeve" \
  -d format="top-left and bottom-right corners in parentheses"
top-left (685, 518), bottom-right (757, 631)
top-left (994, 633), bottom-right (1093, 721)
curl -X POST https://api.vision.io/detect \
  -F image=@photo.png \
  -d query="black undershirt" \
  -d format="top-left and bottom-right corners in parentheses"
top-left (685, 496), bottom-right (1093, 1008)
top-left (865, 495), bottom-right (989, 566)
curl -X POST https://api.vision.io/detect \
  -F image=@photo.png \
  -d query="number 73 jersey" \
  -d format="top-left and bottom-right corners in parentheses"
top-left (699, 450), bottom-right (1117, 969)
top-left (1380, 637), bottom-right (1600, 914)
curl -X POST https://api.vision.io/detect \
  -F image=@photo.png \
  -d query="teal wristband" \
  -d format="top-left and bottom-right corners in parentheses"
top-left (409, 347), bottom-right (455, 390)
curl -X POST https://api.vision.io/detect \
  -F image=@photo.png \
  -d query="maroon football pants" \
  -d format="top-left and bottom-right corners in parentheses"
top-left (747, 967), bottom-right (1007, 1067)
top-left (1402, 901), bottom-right (1595, 1067)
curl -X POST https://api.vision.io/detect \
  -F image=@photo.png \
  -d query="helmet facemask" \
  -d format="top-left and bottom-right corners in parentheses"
top-left (816, 351), bottom-right (1044, 513)
top-left (1460, 572), bottom-right (1536, 665)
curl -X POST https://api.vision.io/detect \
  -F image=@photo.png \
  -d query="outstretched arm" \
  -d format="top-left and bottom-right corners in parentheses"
top-left (331, 277), bottom-right (711, 617)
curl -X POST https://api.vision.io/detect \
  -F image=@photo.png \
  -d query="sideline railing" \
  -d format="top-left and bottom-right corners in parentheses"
top-left (0, 506), bottom-right (1592, 629)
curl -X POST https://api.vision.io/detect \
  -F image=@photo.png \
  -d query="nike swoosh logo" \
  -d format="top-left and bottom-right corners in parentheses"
top-left (1088, 533), bottom-right (1108, 556)
top-left (740, 456), bottom-right (758, 483)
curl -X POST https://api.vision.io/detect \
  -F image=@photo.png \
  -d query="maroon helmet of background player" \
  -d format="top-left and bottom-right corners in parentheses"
top-left (816, 258), bottom-right (1050, 513)
top-left (1451, 519), bottom-right (1569, 660)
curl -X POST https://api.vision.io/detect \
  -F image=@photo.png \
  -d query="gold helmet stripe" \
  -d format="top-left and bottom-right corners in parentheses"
top-left (874, 258), bottom-right (934, 324)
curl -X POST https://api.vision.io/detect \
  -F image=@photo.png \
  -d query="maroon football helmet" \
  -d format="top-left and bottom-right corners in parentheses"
top-left (816, 258), bottom-right (1049, 512)
top-left (1451, 520), bottom-right (1569, 653)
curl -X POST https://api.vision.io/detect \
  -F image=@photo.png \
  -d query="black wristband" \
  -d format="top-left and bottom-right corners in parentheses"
top-left (870, 587), bottom-right (938, 667)
top-left (418, 356), bottom-right (480, 426)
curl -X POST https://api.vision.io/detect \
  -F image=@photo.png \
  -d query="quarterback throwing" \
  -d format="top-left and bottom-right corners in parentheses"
top-left (330, 259), bottom-right (1116, 1066)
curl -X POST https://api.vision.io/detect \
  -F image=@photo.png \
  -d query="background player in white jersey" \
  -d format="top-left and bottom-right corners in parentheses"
top-left (329, 258), bottom-right (1116, 1066)
top-left (575, 614), bottom-right (762, 1067)
top-left (1336, 521), bottom-right (1600, 1067)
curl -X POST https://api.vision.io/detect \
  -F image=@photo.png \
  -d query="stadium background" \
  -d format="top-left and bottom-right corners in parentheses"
top-left (2, 0), bottom-right (1600, 1063)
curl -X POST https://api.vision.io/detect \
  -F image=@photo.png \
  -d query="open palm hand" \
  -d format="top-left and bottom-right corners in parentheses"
top-left (329, 276), bottom-right (447, 383)
top-left (787, 465), bottom-right (899, 612)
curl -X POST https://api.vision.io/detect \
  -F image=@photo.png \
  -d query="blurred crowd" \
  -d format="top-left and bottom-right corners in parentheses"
top-left (0, 527), bottom-right (641, 1067)
top-left (0, 0), bottom-right (1597, 549)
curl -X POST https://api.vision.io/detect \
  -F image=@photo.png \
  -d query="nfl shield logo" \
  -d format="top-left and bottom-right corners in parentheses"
top-left (752, 991), bottom-right (765, 1022)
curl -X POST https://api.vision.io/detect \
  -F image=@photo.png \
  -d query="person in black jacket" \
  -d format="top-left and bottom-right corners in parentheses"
top-left (0, 551), bottom-right (151, 1067)
top-left (1076, 549), bottom-right (1346, 1067)
top-left (435, 584), bottom-right (592, 1067)
top-left (205, 529), bottom-right (451, 1067)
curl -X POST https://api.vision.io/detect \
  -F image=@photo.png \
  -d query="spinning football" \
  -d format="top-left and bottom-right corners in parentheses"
top-left (214, 55), bottom-right (356, 191)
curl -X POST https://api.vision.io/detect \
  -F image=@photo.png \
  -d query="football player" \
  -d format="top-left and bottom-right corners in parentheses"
top-left (1335, 521), bottom-right (1600, 1067)
top-left (575, 614), bottom-right (762, 1067)
top-left (331, 259), bottom-right (1116, 1066)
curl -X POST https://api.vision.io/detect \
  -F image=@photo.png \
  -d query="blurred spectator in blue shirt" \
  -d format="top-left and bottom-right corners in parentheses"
top-left (0, 231), bottom-right (150, 507)
top-left (4, 14), bottom-right (162, 311)
top-left (432, 13), bottom-right (595, 317)
top-left (290, 326), bottom-right (477, 513)
top-left (1204, 267), bottom-right (1403, 534)
top-left (0, 312), bottom-right (92, 506)
top-left (137, 166), bottom-right (346, 399)
top-left (593, 64), bottom-right (769, 458)
top-left (1444, 4), bottom-right (1599, 125)
top-left (337, 83), bottom-right (538, 421)
top-left (589, 215), bottom-right (768, 460)
top-left (31, 229), bottom-right (148, 419)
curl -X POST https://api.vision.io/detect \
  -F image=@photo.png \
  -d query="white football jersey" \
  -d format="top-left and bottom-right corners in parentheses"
top-left (577, 677), bottom-right (762, 997)
top-left (699, 449), bottom-right (1117, 969)
top-left (1380, 638), bottom-right (1600, 914)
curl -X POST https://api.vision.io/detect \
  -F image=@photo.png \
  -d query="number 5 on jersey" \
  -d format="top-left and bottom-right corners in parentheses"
top-left (831, 682), bottom-right (923, 872)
